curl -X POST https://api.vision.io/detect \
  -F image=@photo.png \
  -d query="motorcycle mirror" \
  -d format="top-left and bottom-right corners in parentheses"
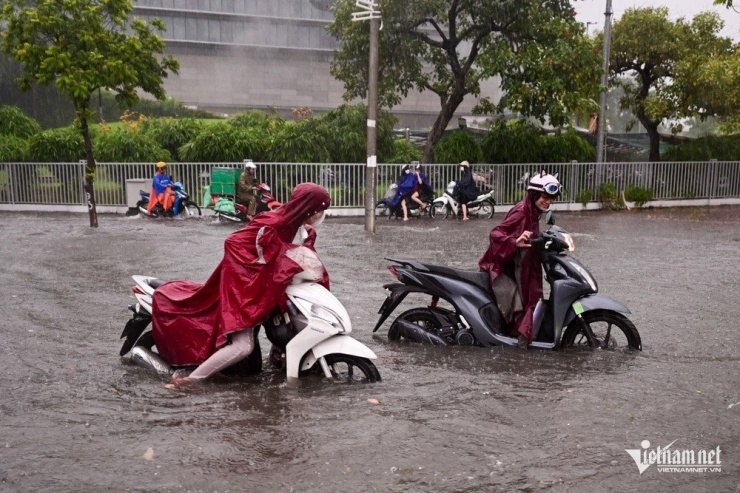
top-left (546, 210), bottom-right (554, 225)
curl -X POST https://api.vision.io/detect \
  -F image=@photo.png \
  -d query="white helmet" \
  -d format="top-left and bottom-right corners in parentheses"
top-left (527, 171), bottom-right (561, 197)
top-left (244, 160), bottom-right (257, 170)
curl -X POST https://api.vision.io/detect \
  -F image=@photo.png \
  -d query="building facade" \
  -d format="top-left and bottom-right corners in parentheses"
top-left (132, 0), bottom-right (498, 127)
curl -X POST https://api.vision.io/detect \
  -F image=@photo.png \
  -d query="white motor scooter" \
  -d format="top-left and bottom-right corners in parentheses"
top-left (429, 181), bottom-right (496, 219)
top-left (120, 271), bottom-right (381, 384)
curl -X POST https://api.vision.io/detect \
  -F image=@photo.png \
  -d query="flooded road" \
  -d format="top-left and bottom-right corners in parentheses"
top-left (0, 206), bottom-right (738, 492)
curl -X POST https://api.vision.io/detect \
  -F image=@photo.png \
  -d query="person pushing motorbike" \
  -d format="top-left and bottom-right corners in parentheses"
top-left (151, 183), bottom-right (331, 387)
top-left (478, 171), bottom-right (561, 349)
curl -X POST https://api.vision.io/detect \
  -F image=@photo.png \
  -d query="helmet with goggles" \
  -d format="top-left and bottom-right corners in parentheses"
top-left (527, 171), bottom-right (561, 197)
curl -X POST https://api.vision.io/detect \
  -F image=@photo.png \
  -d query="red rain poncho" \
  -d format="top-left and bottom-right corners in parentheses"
top-left (151, 183), bottom-right (331, 366)
top-left (478, 192), bottom-right (543, 341)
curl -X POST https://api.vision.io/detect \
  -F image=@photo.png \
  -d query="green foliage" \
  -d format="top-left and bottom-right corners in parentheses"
top-left (26, 127), bottom-right (85, 162)
top-left (433, 131), bottom-right (483, 164)
top-left (576, 189), bottom-right (593, 207)
top-left (179, 122), bottom-right (264, 162)
top-left (597, 182), bottom-right (621, 210)
top-left (540, 129), bottom-right (595, 162)
top-left (316, 104), bottom-right (396, 163)
top-left (387, 139), bottom-right (423, 164)
top-left (94, 127), bottom-right (172, 162)
top-left (228, 110), bottom-right (274, 131)
top-left (481, 120), bottom-right (595, 163)
top-left (328, 0), bottom-right (600, 162)
top-left (0, 105), bottom-right (41, 138)
top-left (624, 185), bottom-right (653, 208)
top-left (139, 117), bottom-right (203, 161)
top-left (482, 120), bottom-right (544, 163)
top-left (0, 135), bottom-right (27, 161)
top-left (662, 135), bottom-right (740, 161)
top-left (267, 120), bottom-right (331, 163)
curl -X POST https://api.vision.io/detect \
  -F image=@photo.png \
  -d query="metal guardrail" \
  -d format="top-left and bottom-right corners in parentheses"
top-left (0, 161), bottom-right (738, 209)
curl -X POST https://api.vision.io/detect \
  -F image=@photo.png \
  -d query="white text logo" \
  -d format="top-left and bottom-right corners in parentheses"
top-left (626, 440), bottom-right (722, 474)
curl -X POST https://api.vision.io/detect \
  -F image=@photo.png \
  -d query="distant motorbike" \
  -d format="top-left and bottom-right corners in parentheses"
top-left (137, 182), bottom-right (201, 217)
top-left (429, 181), bottom-right (495, 220)
top-left (375, 183), bottom-right (434, 219)
top-left (119, 261), bottom-right (381, 383)
top-left (373, 211), bottom-right (642, 351)
top-left (213, 183), bottom-right (282, 223)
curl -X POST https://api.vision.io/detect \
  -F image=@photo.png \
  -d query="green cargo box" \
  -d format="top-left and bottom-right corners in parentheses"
top-left (210, 167), bottom-right (241, 195)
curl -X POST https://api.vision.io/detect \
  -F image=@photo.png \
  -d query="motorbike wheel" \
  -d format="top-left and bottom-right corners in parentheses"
top-left (181, 200), bottom-right (202, 217)
top-left (561, 310), bottom-right (642, 351)
top-left (388, 308), bottom-right (443, 341)
top-left (429, 202), bottom-right (448, 219)
top-left (375, 202), bottom-right (389, 218)
top-left (477, 201), bottom-right (494, 219)
top-left (323, 354), bottom-right (381, 383)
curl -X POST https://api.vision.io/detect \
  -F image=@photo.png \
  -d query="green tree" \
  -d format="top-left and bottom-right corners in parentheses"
top-left (713, 0), bottom-right (734, 7)
top-left (328, 0), bottom-right (600, 163)
top-left (607, 8), bottom-right (738, 161)
top-left (433, 130), bottom-right (482, 164)
top-left (1, 0), bottom-right (178, 227)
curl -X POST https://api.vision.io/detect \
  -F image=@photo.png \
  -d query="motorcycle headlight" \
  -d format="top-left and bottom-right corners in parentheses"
top-left (292, 298), bottom-right (347, 332)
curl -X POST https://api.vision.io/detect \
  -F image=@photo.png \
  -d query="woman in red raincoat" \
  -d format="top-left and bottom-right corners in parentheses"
top-left (152, 183), bottom-right (331, 387)
top-left (478, 172), bottom-right (561, 348)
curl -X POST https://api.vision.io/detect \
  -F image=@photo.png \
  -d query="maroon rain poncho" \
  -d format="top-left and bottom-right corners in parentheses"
top-left (151, 183), bottom-right (331, 366)
top-left (478, 191), bottom-right (543, 341)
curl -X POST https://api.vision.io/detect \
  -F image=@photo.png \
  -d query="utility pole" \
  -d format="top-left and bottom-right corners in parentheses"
top-left (352, 1), bottom-right (381, 233)
top-left (596, 0), bottom-right (613, 164)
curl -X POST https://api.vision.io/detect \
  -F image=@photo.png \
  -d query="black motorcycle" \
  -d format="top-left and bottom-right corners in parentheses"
top-left (373, 212), bottom-right (642, 350)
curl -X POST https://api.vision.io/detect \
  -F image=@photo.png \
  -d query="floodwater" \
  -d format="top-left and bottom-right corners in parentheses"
top-left (0, 206), bottom-right (738, 492)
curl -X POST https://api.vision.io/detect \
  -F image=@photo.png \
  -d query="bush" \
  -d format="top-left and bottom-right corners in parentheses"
top-left (662, 135), bottom-right (740, 161)
top-left (178, 122), bottom-right (265, 162)
top-left (0, 105), bottom-right (41, 139)
top-left (387, 139), bottom-right (423, 164)
top-left (94, 126), bottom-right (172, 162)
top-left (139, 117), bottom-right (204, 161)
top-left (267, 120), bottom-right (331, 163)
top-left (624, 185), bottom-right (653, 208)
top-left (434, 130), bottom-right (483, 164)
top-left (26, 127), bottom-right (85, 162)
top-left (316, 104), bottom-right (396, 163)
top-left (481, 120), bottom-right (543, 164)
top-left (540, 129), bottom-right (595, 163)
top-left (576, 189), bottom-right (593, 207)
top-left (597, 182), bottom-right (620, 210)
top-left (228, 110), bottom-right (275, 132)
top-left (0, 136), bottom-right (27, 162)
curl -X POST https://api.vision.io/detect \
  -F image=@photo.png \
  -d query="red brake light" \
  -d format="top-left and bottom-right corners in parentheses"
top-left (388, 266), bottom-right (399, 279)
top-left (132, 286), bottom-right (144, 295)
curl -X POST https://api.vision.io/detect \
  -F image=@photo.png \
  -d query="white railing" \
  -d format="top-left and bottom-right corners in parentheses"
top-left (0, 161), bottom-right (738, 209)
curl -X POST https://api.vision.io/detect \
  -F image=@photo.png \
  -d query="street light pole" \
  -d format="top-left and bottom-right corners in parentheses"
top-left (352, 1), bottom-right (381, 233)
top-left (596, 0), bottom-right (613, 164)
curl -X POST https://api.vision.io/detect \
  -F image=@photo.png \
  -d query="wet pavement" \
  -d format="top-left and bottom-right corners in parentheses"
top-left (0, 205), bottom-right (738, 492)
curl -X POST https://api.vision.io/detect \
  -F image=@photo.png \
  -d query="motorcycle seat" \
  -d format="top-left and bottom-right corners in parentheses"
top-left (423, 264), bottom-right (491, 294)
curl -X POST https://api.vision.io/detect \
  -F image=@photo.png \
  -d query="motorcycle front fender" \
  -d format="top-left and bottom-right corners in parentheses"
top-left (558, 294), bottom-right (632, 344)
top-left (373, 283), bottom-right (431, 332)
top-left (433, 196), bottom-right (450, 206)
top-left (298, 335), bottom-right (378, 377)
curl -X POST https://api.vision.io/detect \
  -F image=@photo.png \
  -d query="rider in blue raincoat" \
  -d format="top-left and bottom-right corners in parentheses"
top-left (390, 164), bottom-right (418, 215)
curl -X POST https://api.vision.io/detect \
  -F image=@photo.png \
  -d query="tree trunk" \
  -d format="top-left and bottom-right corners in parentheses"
top-left (422, 92), bottom-right (466, 164)
top-left (80, 116), bottom-right (99, 228)
top-left (636, 112), bottom-right (661, 162)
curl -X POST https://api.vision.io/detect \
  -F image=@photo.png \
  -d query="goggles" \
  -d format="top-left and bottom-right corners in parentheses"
top-left (543, 182), bottom-right (561, 196)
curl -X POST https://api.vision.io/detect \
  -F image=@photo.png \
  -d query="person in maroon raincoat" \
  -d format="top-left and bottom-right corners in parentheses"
top-left (152, 183), bottom-right (331, 387)
top-left (478, 172), bottom-right (561, 348)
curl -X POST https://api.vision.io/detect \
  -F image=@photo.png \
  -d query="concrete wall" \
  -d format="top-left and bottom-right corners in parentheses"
top-left (133, 0), bottom-right (499, 128)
